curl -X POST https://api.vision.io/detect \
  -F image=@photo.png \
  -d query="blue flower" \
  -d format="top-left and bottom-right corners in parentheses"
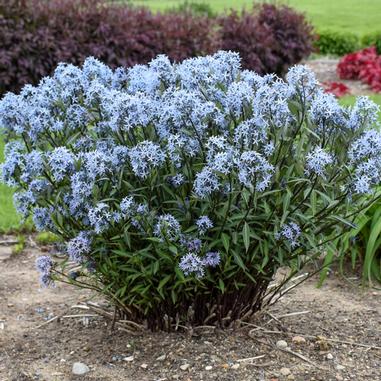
top-left (168, 174), bottom-right (185, 187)
top-left (237, 151), bottom-right (274, 191)
top-left (286, 65), bottom-right (317, 96)
top-left (35, 256), bottom-right (54, 287)
top-left (349, 130), bottom-right (381, 163)
top-left (120, 196), bottom-right (136, 217)
top-left (202, 251), bottom-right (221, 267)
top-left (194, 167), bottom-right (220, 198)
top-left (196, 216), bottom-right (213, 235)
top-left (33, 207), bottom-right (54, 231)
top-left (276, 222), bottom-right (301, 249)
top-left (305, 147), bottom-right (333, 177)
top-left (88, 203), bottom-right (112, 233)
top-left (347, 96), bottom-right (380, 131)
top-left (129, 141), bottom-right (166, 179)
top-left (13, 191), bottom-right (35, 218)
top-left (48, 147), bottom-right (75, 182)
top-left (310, 91), bottom-right (344, 128)
top-left (67, 232), bottom-right (92, 264)
top-left (179, 253), bottom-right (205, 278)
top-left (154, 214), bottom-right (181, 242)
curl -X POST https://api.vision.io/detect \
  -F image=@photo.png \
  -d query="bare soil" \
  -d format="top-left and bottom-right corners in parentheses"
top-left (0, 238), bottom-right (380, 381)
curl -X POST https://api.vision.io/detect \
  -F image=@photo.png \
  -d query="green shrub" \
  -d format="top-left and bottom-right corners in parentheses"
top-left (315, 30), bottom-right (360, 56)
top-left (12, 235), bottom-right (25, 255)
top-left (36, 232), bottom-right (61, 245)
top-left (362, 32), bottom-right (381, 54)
top-left (174, 1), bottom-right (216, 18)
top-left (2, 53), bottom-right (381, 330)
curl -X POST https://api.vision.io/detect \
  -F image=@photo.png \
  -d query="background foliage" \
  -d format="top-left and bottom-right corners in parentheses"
top-left (0, 0), bottom-right (217, 95)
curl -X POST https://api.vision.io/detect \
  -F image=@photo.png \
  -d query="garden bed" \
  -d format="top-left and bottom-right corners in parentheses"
top-left (0, 238), bottom-right (380, 381)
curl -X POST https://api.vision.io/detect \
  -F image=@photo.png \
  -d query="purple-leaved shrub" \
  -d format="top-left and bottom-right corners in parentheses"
top-left (1, 52), bottom-right (381, 330)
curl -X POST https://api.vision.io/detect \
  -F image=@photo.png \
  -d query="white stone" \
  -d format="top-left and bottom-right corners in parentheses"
top-left (280, 367), bottom-right (291, 376)
top-left (326, 353), bottom-right (334, 360)
top-left (276, 340), bottom-right (288, 349)
top-left (156, 354), bottom-right (167, 361)
top-left (123, 356), bottom-right (134, 362)
top-left (231, 364), bottom-right (240, 370)
top-left (180, 364), bottom-right (190, 371)
top-left (72, 362), bottom-right (90, 375)
top-left (205, 365), bottom-right (213, 371)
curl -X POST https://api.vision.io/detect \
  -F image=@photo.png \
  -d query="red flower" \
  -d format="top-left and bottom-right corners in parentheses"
top-left (323, 81), bottom-right (351, 98)
top-left (337, 46), bottom-right (381, 93)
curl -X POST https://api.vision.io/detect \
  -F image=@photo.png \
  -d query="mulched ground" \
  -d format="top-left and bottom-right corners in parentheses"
top-left (0, 236), bottom-right (380, 381)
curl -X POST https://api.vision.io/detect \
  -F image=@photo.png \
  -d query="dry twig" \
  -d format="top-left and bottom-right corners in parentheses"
top-left (237, 355), bottom-right (266, 363)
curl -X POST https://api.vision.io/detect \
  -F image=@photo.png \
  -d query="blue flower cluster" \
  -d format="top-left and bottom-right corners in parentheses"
top-left (67, 231), bottom-right (93, 264)
top-left (276, 222), bottom-right (302, 249)
top-left (305, 147), bottom-right (333, 177)
top-left (1, 51), bottom-right (380, 286)
top-left (35, 256), bottom-right (54, 287)
top-left (179, 251), bottom-right (220, 278)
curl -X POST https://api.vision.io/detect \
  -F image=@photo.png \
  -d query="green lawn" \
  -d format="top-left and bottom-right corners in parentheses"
top-left (341, 94), bottom-right (381, 108)
top-left (0, 138), bottom-right (21, 232)
top-left (131, 0), bottom-right (381, 36)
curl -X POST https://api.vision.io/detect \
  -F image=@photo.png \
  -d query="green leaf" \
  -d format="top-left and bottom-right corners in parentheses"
top-left (169, 245), bottom-right (178, 255)
top-left (364, 217), bottom-right (381, 281)
top-left (153, 260), bottom-right (160, 275)
top-left (232, 249), bottom-right (246, 271)
top-left (171, 289), bottom-right (177, 304)
top-left (221, 233), bottom-right (230, 253)
top-left (218, 278), bottom-right (225, 294)
top-left (330, 215), bottom-right (357, 229)
top-left (158, 275), bottom-right (171, 298)
top-left (242, 222), bottom-right (250, 252)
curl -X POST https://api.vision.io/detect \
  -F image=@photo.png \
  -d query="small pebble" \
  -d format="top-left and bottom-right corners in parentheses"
top-left (231, 363), bottom-right (240, 370)
top-left (292, 336), bottom-right (306, 345)
top-left (205, 365), bottom-right (213, 371)
top-left (72, 362), bottom-right (90, 376)
top-left (276, 340), bottom-right (288, 349)
top-left (180, 364), bottom-right (190, 371)
top-left (336, 364), bottom-right (345, 371)
top-left (280, 367), bottom-right (291, 376)
top-left (326, 353), bottom-right (334, 360)
top-left (156, 354), bottom-right (166, 362)
top-left (123, 356), bottom-right (134, 362)
top-left (140, 363), bottom-right (148, 369)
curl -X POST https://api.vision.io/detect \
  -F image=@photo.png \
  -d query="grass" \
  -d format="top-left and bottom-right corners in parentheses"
top-left (0, 138), bottom-right (21, 232)
top-left (130, 0), bottom-right (381, 36)
top-left (340, 94), bottom-right (381, 108)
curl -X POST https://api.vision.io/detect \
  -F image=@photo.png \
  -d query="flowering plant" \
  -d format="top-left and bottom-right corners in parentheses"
top-left (1, 52), bottom-right (380, 330)
top-left (322, 81), bottom-right (351, 98)
top-left (337, 46), bottom-right (381, 92)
